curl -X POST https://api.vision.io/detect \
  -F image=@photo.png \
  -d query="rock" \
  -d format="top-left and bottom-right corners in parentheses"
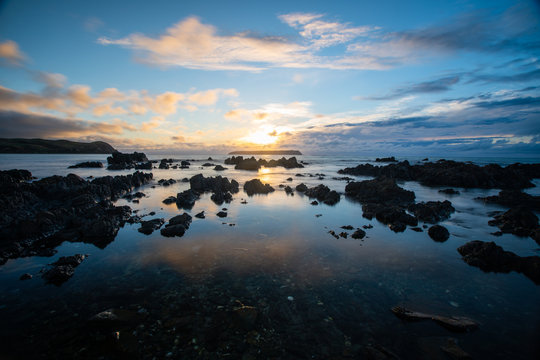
top-left (362, 204), bottom-right (418, 230)
top-left (408, 200), bottom-right (455, 223)
top-left (68, 161), bottom-right (103, 169)
top-left (478, 190), bottom-right (540, 211)
top-left (441, 338), bottom-right (472, 360)
top-left (295, 183), bottom-right (308, 192)
top-left (284, 186), bottom-right (293, 194)
top-left (189, 174), bottom-right (239, 194)
top-left (244, 179), bottom-right (274, 195)
top-left (214, 165), bottom-right (226, 171)
top-left (195, 211), bottom-right (205, 219)
top-left (107, 151), bottom-right (149, 170)
top-left (311, 201), bottom-right (318, 205)
top-left (162, 196), bottom-right (177, 204)
top-left (160, 213), bottom-right (192, 237)
top-left (304, 184), bottom-right (340, 205)
top-left (20, 273), bottom-right (32, 280)
top-left (338, 160), bottom-right (536, 189)
top-left (351, 229), bottom-right (366, 239)
top-left (202, 162), bottom-right (214, 167)
top-left (41, 254), bottom-right (86, 286)
top-left (457, 240), bottom-right (540, 284)
top-left (216, 211), bottom-right (227, 218)
top-left (328, 230), bottom-right (339, 239)
top-left (410, 227), bottom-right (423, 232)
top-left (339, 232), bottom-right (348, 238)
top-left (375, 156), bottom-right (397, 162)
top-left (391, 306), bottom-right (478, 332)
top-left (225, 156), bottom-right (304, 171)
top-left (439, 188), bottom-right (460, 195)
top-left (0, 169), bottom-right (33, 183)
top-left (428, 225), bottom-right (450, 242)
top-left (181, 160), bottom-right (190, 166)
top-left (286, 177), bottom-right (293, 181)
top-left (341, 225), bottom-right (354, 230)
top-left (158, 178), bottom-right (176, 186)
top-left (487, 207), bottom-right (539, 242)
top-left (176, 189), bottom-right (200, 209)
top-left (211, 190), bottom-right (233, 205)
top-left (345, 177), bottom-right (415, 206)
top-left (389, 222), bottom-right (406, 232)
top-left (138, 218), bottom-right (165, 235)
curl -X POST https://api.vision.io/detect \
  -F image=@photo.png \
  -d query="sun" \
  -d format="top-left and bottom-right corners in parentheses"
top-left (241, 129), bottom-right (278, 145)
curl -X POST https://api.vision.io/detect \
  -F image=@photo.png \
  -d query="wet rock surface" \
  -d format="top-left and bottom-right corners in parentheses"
top-left (345, 177), bottom-right (415, 206)
top-left (0, 170), bottom-right (152, 264)
top-left (304, 184), bottom-right (341, 205)
top-left (457, 240), bottom-right (540, 284)
top-left (478, 190), bottom-right (540, 211)
top-left (41, 254), bottom-right (87, 286)
top-left (408, 200), bottom-right (455, 224)
top-left (391, 306), bottom-right (478, 332)
top-left (160, 213), bottom-right (192, 237)
top-left (138, 218), bottom-right (165, 235)
top-left (487, 207), bottom-right (540, 243)
top-left (339, 160), bottom-right (539, 189)
top-left (244, 179), bottom-right (275, 195)
top-left (225, 156), bottom-right (304, 170)
top-left (175, 189), bottom-right (200, 209)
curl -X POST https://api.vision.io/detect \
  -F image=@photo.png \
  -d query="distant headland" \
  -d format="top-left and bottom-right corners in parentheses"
top-left (0, 138), bottom-right (116, 154)
top-left (228, 150), bottom-right (302, 155)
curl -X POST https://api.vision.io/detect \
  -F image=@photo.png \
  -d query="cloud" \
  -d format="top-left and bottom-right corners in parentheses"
top-left (0, 40), bottom-right (25, 66)
top-left (67, 85), bottom-right (94, 108)
top-left (0, 110), bottom-right (134, 138)
top-left (187, 88), bottom-right (238, 105)
top-left (84, 17), bottom-right (104, 32)
top-left (365, 76), bottom-right (460, 100)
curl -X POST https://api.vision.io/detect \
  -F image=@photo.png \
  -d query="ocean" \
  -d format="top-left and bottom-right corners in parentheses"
top-left (0, 153), bottom-right (539, 359)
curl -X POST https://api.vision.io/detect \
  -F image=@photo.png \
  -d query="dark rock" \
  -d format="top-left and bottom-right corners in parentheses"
top-left (351, 229), bottom-right (366, 239)
top-left (488, 207), bottom-right (539, 242)
top-left (410, 227), bottom-right (423, 232)
top-left (341, 225), bottom-right (354, 230)
top-left (311, 201), bottom-right (318, 205)
top-left (135, 162), bottom-right (153, 170)
top-left (211, 190), bottom-right (233, 205)
top-left (216, 211), bottom-right (227, 218)
top-left (362, 204), bottom-right (418, 229)
top-left (41, 254), bottom-right (86, 285)
top-left (68, 161), bottom-right (103, 169)
top-left (408, 200), bottom-right (455, 223)
top-left (375, 156), bottom-right (397, 162)
top-left (457, 240), bottom-right (540, 284)
top-left (477, 190), bottom-right (540, 211)
top-left (138, 218), bottom-right (165, 235)
top-left (190, 174), bottom-right (239, 194)
top-left (295, 173), bottom-right (304, 177)
top-left (214, 165), bottom-right (226, 171)
top-left (159, 160), bottom-right (170, 169)
top-left (160, 213), bottom-right (192, 237)
top-left (295, 183), bottom-right (308, 192)
top-left (195, 211), bottom-right (205, 219)
top-left (181, 160), bottom-right (190, 166)
top-left (391, 306), bottom-right (478, 332)
top-left (286, 177), bottom-right (293, 181)
top-left (328, 230), bottom-right (339, 239)
top-left (389, 222), bottom-right (406, 232)
top-left (439, 188), bottom-right (460, 195)
top-left (20, 273), bottom-right (32, 280)
top-left (244, 179), bottom-right (274, 195)
top-left (339, 232), bottom-right (348, 238)
top-left (338, 160), bottom-right (536, 189)
top-left (284, 186), bottom-right (293, 194)
top-left (363, 224), bottom-right (373, 229)
top-left (225, 156), bottom-right (304, 171)
top-left (345, 177), bottom-right (415, 206)
top-left (202, 162), bottom-right (214, 167)
top-left (181, 177), bottom-right (189, 182)
top-left (176, 189), bottom-right (200, 209)
top-left (162, 196), bottom-right (177, 204)
top-left (107, 151), bottom-right (149, 170)
top-left (0, 169), bottom-right (33, 183)
top-left (428, 225), bottom-right (450, 242)
top-left (304, 184), bottom-right (340, 205)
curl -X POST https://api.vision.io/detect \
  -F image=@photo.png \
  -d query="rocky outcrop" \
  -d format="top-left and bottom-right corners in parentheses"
top-left (41, 254), bottom-right (86, 286)
top-left (189, 174), bottom-right (239, 205)
top-left (408, 200), bottom-right (455, 223)
top-left (244, 179), bottom-right (275, 195)
top-left (362, 203), bottom-right (418, 232)
top-left (345, 177), bottom-right (415, 206)
top-left (138, 218), bottom-right (165, 235)
top-left (160, 213), bottom-right (192, 237)
top-left (477, 190), bottom-right (540, 211)
top-left (295, 183), bottom-right (308, 192)
top-left (338, 160), bottom-right (538, 189)
top-left (176, 189), bottom-right (200, 209)
top-left (375, 157), bottom-right (397, 162)
top-left (0, 170), bottom-right (153, 265)
top-left (304, 184), bottom-right (341, 205)
top-left (106, 151), bottom-right (149, 170)
top-left (0, 169), bottom-right (32, 183)
top-left (391, 306), bottom-right (478, 332)
top-left (488, 207), bottom-right (540, 243)
top-left (457, 240), bottom-right (540, 284)
top-left (68, 161), bottom-right (103, 169)
top-left (224, 156), bottom-right (304, 171)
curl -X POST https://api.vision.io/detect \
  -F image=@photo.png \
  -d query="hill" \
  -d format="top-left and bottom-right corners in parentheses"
top-left (0, 138), bottom-right (116, 154)
top-left (228, 150), bottom-right (302, 155)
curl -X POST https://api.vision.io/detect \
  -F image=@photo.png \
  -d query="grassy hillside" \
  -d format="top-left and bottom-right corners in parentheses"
top-left (0, 138), bottom-right (116, 154)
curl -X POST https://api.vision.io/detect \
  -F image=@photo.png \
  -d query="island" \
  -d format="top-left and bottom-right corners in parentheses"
top-left (228, 150), bottom-right (302, 155)
top-left (0, 138), bottom-right (116, 154)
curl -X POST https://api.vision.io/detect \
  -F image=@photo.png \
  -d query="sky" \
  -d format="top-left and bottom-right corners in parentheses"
top-left (0, 0), bottom-right (539, 156)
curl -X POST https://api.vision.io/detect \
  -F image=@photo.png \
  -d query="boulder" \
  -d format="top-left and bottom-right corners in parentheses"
top-left (244, 179), bottom-right (275, 195)
top-left (68, 161), bottom-right (103, 169)
top-left (138, 218), bottom-right (165, 235)
top-left (160, 213), bottom-right (192, 237)
top-left (41, 254), bottom-right (86, 286)
top-left (428, 225), bottom-right (450, 242)
top-left (345, 177), bottom-right (415, 206)
top-left (408, 200), bottom-right (455, 223)
top-left (488, 207), bottom-right (540, 243)
top-left (176, 189), bottom-right (200, 209)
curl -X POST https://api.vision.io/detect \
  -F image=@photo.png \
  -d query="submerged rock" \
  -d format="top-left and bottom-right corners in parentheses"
top-left (244, 179), bottom-right (274, 195)
top-left (138, 218), bottom-right (165, 235)
top-left (457, 240), bottom-right (540, 284)
top-left (488, 207), bottom-right (539, 243)
top-left (478, 190), bottom-right (540, 211)
top-left (351, 229), bottom-right (366, 239)
top-left (41, 254), bottom-right (86, 286)
top-left (391, 306), bottom-right (478, 332)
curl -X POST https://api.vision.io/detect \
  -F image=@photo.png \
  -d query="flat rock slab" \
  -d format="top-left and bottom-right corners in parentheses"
top-left (391, 306), bottom-right (478, 332)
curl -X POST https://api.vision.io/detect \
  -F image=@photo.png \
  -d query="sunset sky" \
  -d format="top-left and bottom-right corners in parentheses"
top-left (0, 0), bottom-right (539, 155)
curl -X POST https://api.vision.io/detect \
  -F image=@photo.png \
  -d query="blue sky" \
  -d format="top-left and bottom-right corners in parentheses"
top-left (0, 0), bottom-right (539, 156)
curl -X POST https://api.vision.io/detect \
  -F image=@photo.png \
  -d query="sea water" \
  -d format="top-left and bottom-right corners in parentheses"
top-left (0, 154), bottom-right (539, 359)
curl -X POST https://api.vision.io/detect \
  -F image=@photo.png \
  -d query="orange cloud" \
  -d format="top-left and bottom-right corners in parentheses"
top-left (0, 40), bottom-right (25, 65)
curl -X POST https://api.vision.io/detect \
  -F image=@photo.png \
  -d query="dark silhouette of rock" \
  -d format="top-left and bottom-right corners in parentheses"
top-left (160, 213), bottom-right (192, 237)
top-left (304, 184), bottom-right (341, 205)
top-left (375, 156), bottom-right (397, 162)
top-left (162, 196), bottom-right (176, 204)
top-left (295, 183), bottom-right (308, 192)
top-left (457, 240), bottom-right (540, 284)
top-left (0, 169), bottom-right (33, 183)
top-left (488, 207), bottom-right (539, 243)
top-left (216, 211), bottom-right (227, 218)
top-left (338, 160), bottom-right (537, 189)
top-left (391, 306), bottom-right (478, 332)
top-left (244, 179), bottom-right (274, 195)
top-left (189, 174), bottom-right (239, 194)
top-left (345, 177), bottom-right (415, 206)
top-left (311, 201), bottom-right (318, 205)
top-left (195, 211), bottom-right (205, 219)
top-left (68, 161), bottom-right (103, 169)
top-left (41, 254), bottom-right (86, 286)
top-left (478, 190), bottom-right (540, 211)
top-left (176, 189), bottom-right (200, 209)
top-left (428, 225), bottom-right (450, 242)
top-left (439, 188), bottom-right (460, 195)
top-left (214, 165), bottom-right (226, 171)
top-left (284, 185), bottom-right (293, 194)
top-left (106, 151), bottom-right (149, 170)
top-left (19, 273), bottom-right (32, 280)
top-left (351, 229), bottom-right (366, 239)
top-left (408, 200), bottom-right (455, 223)
top-left (225, 156), bottom-right (304, 171)
top-left (138, 218), bottom-right (165, 235)
top-left (211, 190), bottom-right (233, 205)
